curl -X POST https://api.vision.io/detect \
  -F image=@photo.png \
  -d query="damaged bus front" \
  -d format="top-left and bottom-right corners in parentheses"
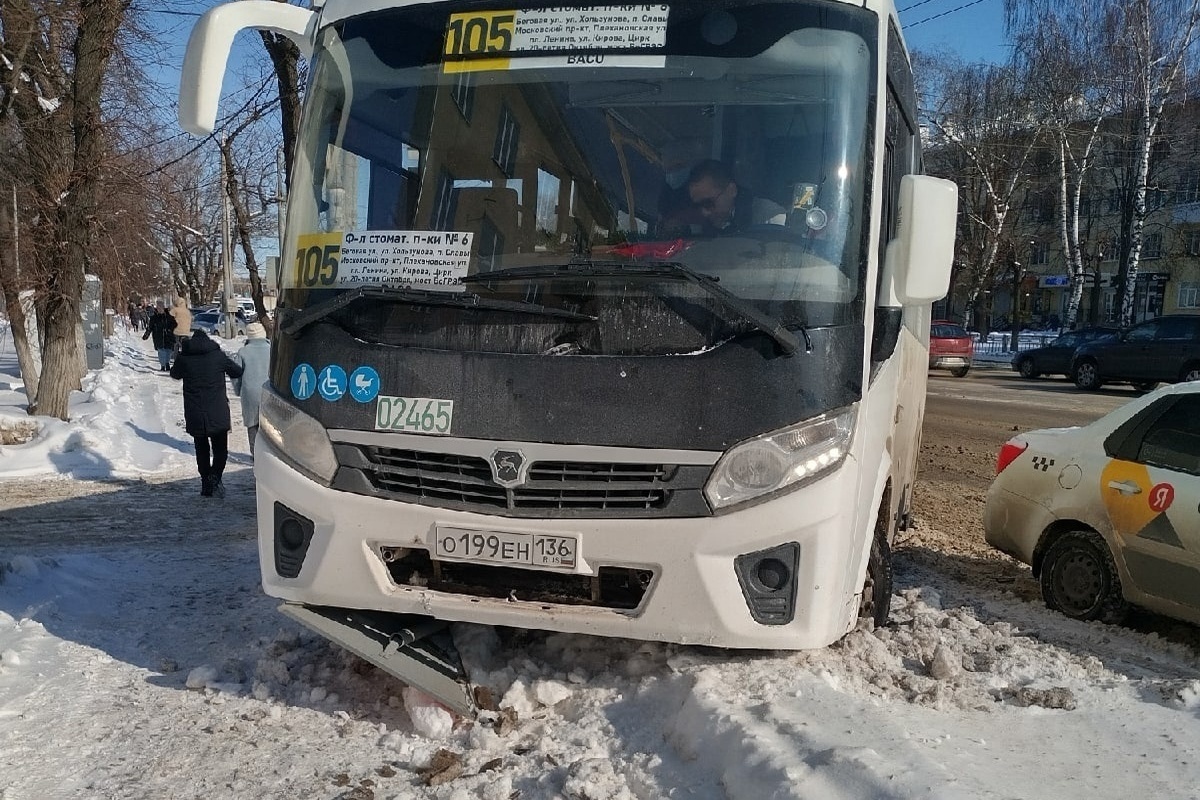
top-left (180, 0), bottom-right (956, 713)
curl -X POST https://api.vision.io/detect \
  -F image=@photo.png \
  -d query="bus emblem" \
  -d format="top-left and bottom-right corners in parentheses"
top-left (490, 449), bottom-right (526, 488)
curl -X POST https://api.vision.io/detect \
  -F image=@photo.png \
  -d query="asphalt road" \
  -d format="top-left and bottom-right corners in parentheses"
top-left (920, 369), bottom-right (1136, 497)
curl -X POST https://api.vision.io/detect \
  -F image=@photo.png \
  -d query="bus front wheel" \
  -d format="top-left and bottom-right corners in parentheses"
top-left (858, 529), bottom-right (893, 627)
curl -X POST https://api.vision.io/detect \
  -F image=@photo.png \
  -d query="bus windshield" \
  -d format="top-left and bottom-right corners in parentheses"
top-left (283, 0), bottom-right (877, 356)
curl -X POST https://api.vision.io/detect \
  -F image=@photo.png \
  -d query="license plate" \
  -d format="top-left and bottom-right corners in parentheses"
top-left (434, 526), bottom-right (578, 570)
top-left (375, 396), bottom-right (453, 435)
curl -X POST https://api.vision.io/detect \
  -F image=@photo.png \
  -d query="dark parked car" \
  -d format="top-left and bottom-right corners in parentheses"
top-left (1071, 315), bottom-right (1200, 391)
top-left (929, 320), bottom-right (974, 377)
top-left (1012, 326), bottom-right (1120, 379)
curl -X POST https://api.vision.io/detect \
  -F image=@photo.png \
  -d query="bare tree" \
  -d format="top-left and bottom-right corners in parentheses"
top-left (0, 178), bottom-right (40, 405)
top-left (144, 146), bottom-right (226, 305)
top-left (0, 0), bottom-right (134, 418)
top-left (1014, 14), bottom-right (1114, 328)
top-left (920, 55), bottom-right (1041, 330)
top-left (258, 12), bottom-right (303, 188)
top-left (1006, 0), bottom-right (1200, 325)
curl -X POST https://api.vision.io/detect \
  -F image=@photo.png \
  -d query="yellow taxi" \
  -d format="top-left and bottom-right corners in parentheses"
top-left (983, 382), bottom-right (1200, 624)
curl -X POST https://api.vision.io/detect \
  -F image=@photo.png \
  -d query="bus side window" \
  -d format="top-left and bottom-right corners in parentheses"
top-left (872, 22), bottom-right (918, 368)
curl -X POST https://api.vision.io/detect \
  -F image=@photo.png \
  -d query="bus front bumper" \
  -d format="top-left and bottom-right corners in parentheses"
top-left (254, 438), bottom-right (868, 650)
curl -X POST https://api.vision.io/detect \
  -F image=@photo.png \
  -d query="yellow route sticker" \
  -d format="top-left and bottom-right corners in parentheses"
top-left (292, 232), bottom-right (344, 289)
top-left (443, 6), bottom-right (668, 73)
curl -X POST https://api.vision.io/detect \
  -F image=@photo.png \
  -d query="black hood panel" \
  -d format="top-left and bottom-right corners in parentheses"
top-left (270, 324), bottom-right (863, 450)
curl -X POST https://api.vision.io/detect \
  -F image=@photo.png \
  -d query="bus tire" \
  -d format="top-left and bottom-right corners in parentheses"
top-left (858, 528), bottom-right (893, 627)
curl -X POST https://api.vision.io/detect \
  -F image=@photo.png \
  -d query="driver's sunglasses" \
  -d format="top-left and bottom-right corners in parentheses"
top-left (692, 182), bottom-right (730, 210)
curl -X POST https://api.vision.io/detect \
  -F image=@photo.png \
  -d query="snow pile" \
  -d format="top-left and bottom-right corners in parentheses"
top-left (4, 327), bottom-right (1200, 798)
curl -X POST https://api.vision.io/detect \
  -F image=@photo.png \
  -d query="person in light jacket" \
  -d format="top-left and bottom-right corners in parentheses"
top-left (169, 296), bottom-right (193, 360)
top-left (171, 329), bottom-right (244, 498)
top-left (231, 321), bottom-right (271, 456)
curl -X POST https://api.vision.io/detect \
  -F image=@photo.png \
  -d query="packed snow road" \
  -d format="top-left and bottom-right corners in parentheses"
top-left (2, 332), bottom-right (1200, 799)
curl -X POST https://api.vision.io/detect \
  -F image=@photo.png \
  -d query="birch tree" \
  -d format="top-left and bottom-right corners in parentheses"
top-left (1006, 0), bottom-right (1200, 325)
top-left (919, 55), bottom-right (1041, 329)
top-left (1014, 14), bottom-right (1113, 328)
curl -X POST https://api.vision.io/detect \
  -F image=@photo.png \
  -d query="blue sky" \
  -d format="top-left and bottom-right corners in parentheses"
top-left (899, 0), bottom-right (1012, 64)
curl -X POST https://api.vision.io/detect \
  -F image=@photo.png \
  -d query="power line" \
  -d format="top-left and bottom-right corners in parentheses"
top-left (907, 0), bottom-right (991, 28)
top-left (133, 7), bottom-right (202, 15)
top-left (898, 0), bottom-right (943, 13)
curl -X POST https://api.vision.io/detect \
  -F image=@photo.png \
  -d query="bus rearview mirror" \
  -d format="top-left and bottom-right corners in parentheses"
top-left (179, 1), bottom-right (315, 136)
top-left (880, 175), bottom-right (958, 306)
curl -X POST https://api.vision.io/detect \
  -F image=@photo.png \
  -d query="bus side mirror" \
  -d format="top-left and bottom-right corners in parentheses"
top-left (879, 175), bottom-right (958, 307)
top-left (179, 1), bottom-right (315, 136)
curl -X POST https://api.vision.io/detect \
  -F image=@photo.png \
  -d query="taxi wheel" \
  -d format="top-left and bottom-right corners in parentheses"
top-left (950, 365), bottom-right (970, 378)
top-left (858, 528), bottom-right (893, 627)
top-left (1039, 531), bottom-right (1128, 624)
top-left (1017, 358), bottom-right (1039, 379)
top-left (1073, 360), bottom-right (1103, 390)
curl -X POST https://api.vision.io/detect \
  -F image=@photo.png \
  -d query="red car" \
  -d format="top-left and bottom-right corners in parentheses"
top-left (929, 320), bottom-right (974, 377)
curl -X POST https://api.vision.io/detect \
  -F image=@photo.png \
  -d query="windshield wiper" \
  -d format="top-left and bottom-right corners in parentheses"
top-left (463, 261), bottom-right (808, 356)
top-left (281, 285), bottom-right (597, 337)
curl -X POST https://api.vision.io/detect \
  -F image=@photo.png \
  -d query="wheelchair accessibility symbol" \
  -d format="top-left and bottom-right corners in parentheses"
top-left (317, 365), bottom-right (348, 402)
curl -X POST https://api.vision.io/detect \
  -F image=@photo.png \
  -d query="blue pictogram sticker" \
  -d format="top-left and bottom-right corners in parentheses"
top-left (349, 366), bottom-right (381, 403)
top-left (317, 364), bottom-right (348, 402)
top-left (290, 363), bottom-right (317, 400)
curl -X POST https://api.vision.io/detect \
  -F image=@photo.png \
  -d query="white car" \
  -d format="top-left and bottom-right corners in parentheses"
top-left (984, 382), bottom-right (1200, 625)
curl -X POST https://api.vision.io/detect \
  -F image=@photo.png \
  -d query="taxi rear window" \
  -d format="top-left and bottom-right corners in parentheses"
top-left (1106, 394), bottom-right (1200, 476)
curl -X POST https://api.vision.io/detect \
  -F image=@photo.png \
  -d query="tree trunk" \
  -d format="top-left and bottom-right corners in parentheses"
top-left (259, 27), bottom-right (302, 188)
top-left (0, 194), bottom-right (40, 407)
top-left (35, 0), bottom-right (127, 419)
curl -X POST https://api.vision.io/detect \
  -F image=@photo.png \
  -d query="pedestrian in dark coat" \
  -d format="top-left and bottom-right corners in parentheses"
top-left (170, 330), bottom-right (245, 498)
top-left (142, 301), bottom-right (177, 371)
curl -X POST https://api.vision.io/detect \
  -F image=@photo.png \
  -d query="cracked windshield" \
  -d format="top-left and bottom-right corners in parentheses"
top-left (284, 0), bottom-right (874, 354)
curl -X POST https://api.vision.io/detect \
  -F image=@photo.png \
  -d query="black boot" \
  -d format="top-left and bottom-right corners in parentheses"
top-left (200, 475), bottom-right (214, 497)
top-left (211, 476), bottom-right (226, 499)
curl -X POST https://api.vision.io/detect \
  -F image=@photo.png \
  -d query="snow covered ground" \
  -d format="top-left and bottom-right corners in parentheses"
top-left (3, 325), bottom-right (1200, 799)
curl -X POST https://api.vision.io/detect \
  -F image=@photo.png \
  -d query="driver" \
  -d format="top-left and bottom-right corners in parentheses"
top-left (685, 159), bottom-right (787, 234)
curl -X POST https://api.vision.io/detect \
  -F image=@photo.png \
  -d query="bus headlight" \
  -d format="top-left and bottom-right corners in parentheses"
top-left (704, 406), bottom-right (856, 510)
top-left (259, 389), bottom-right (339, 485)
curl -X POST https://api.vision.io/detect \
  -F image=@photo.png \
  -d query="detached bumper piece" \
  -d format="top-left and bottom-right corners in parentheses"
top-left (278, 604), bottom-right (477, 717)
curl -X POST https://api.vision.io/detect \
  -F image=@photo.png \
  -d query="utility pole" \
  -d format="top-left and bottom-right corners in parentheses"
top-left (1009, 258), bottom-right (1022, 353)
top-left (220, 136), bottom-right (235, 339)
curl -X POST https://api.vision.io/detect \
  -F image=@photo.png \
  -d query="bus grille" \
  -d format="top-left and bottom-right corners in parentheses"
top-left (333, 445), bottom-right (712, 517)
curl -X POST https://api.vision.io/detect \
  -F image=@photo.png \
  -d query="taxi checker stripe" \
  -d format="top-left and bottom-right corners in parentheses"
top-left (1030, 455), bottom-right (1056, 472)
